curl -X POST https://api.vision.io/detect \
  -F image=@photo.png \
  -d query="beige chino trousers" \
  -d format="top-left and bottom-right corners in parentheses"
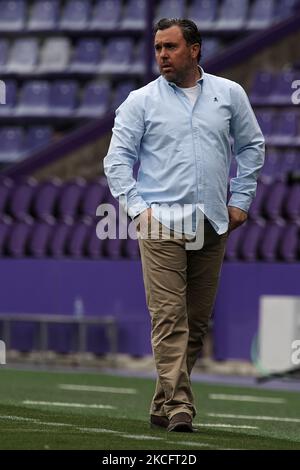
top-left (138, 218), bottom-right (228, 420)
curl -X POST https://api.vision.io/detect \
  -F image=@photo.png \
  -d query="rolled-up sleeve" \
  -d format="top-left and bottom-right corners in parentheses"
top-left (103, 92), bottom-right (149, 218)
top-left (228, 83), bottom-right (265, 212)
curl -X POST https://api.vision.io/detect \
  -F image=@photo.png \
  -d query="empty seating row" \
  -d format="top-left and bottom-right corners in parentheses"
top-left (0, 126), bottom-right (53, 162)
top-left (255, 110), bottom-right (300, 145)
top-left (0, 0), bottom-right (296, 33)
top-left (0, 214), bottom-right (299, 261)
top-left (0, 79), bottom-right (137, 120)
top-left (0, 37), bottom-right (146, 74)
top-left (225, 219), bottom-right (300, 262)
top-left (250, 69), bottom-right (300, 105)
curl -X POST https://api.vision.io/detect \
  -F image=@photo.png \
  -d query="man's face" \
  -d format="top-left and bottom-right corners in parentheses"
top-left (154, 26), bottom-right (199, 84)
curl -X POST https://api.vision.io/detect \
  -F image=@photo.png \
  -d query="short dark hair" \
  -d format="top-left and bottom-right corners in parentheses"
top-left (154, 18), bottom-right (202, 62)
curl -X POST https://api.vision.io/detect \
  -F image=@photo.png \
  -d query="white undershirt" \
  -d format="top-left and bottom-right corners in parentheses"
top-left (180, 84), bottom-right (199, 106)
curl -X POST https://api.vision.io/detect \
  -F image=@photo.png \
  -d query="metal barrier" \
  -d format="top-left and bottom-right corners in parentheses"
top-left (0, 314), bottom-right (117, 366)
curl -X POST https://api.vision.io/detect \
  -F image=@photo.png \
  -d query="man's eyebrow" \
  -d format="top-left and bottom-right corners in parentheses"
top-left (154, 42), bottom-right (178, 47)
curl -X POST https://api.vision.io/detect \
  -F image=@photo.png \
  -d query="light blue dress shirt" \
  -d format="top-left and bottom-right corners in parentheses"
top-left (104, 68), bottom-right (265, 235)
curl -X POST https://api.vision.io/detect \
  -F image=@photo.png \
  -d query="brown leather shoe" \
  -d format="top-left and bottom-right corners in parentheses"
top-left (167, 412), bottom-right (193, 432)
top-left (150, 414), bottom-right (169, 430)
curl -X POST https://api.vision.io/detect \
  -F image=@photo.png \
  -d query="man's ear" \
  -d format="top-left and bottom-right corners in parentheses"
top-left (191, 43), bottom-right (200, 60)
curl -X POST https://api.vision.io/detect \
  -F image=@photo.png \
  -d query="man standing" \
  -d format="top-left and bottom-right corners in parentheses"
top-left (104, 19), bottom-right (264, 432)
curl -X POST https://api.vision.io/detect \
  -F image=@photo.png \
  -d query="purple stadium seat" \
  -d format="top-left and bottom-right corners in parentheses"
top-left (100, 38), bottom-right (134, 73)
top-left (29, 220), bottom-right (54, 257)
top-left (279, 150), bottom-right (299, 178)
top-left (17, 81), bottom-right (51, 116)
top-left (202, 38), bottom-right (221, 61)
top-left (247, 0), bottom-right (275, 29)
top-left (0, 127), bottom-right (25, 162)
top-left (225, 223), bottom-right (246, 261)
top-left (274, 0), bottom-right (299, 21)
top-left (86, 222), bottom-right (104, 258)
top-left (81, 179), bottom-right (108, 219)
top-left (0, 0), bottom-right (25, 31)
top-left (7, 218), bottom-right (33, 257)
top-left (39, 38), bottom-right (71, 72)
top-left (0, 215), bottom-right (12, 255)
top-left (68, 219), bottom-right (92, 258)
top-left (70, 39), bottom-right (102, 72)
top-left (0, 177), bottom-right (14, 216)
top-left (188, 0), bottom-right (217, 29)
top-left (28, 0), bottom-right (60, 31)
top-left (112, 81), bottom-right (136, 110)
top-left (239, 220), bottom-right (266, 261)
top-left (255, 110), bottom-right (275, 137)
top-left (259, 220), bottom-right (285, 261)
top-left (284, 184), bottom-right (300, 220)
top-left (250, 71), bottom-right (275, 105)
top-left (260, 150), bottom-right (281, 182)
top-left (7, 38), bottom-right (39, 73)
top-left (0, 39), bottom-right (9, 71)
top-left (57, 178), bottom-right (86, 222)
top-left (124, 237), bottom-right (140, 259)
top-left (263, 180), bottom-right (288, 220)
top-left (268, 70), bottom-right (298, 105)
top-left (33, 178), bottom-right (62, 222)
top-left (0, 80), bottom-right (17, 116)
top-left (279, 223), bottom-right (300, 262)
top-left (77, 81), bottom-right (110, 117)
top-left (49, 220), bottom-right (73, 257)
top-left (25, 126), bottom-right (53, 154)
top-left (248, 180), bottom-right (270, 219)
top-left (155, 0), bottom-right (185, 22)
top-left (49, 81), bottom-right (78, 116)
top-left (104, 236), bottom-right (123, 259)
top-left (60, 0), bottom-right (91, 30)
top-left (216, 0), bottom-right (249, 30)
top-left (89, 0), bottom-right (121, 30)
top-left (9, 178), bottom-right (38, 221)
top-left (272, 111), bottom-right (298, 144)
top-left (121, 0), bottom-right (146, 30)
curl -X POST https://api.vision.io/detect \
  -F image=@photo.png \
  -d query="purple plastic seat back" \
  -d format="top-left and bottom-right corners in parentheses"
top-left (49, 220), bottom-right (73, 257)
top-left (90, 0), bottom-right (121, 30)
top-left (60, 0), bottom-right (91, 30)
top-left (217, 0), bottom-right (249, 27)
top-left (240, 220), bottom-right (265, 261)
top-left (86, 222), bottom-right (104, 258)
top-left (284, 184), bottom-right (300, 220)
top-left (0, 39), bottom-right (9, 67)
top-left (9, 179), bottom-right (38, 221)
top-left (263, 180), bottom-right (287, 220)
top-left (104, 236), bottom-right (123, 259)
top-left (112, 81), bottom-right (136, 109)
top-left (259, 220), bottom-right (285, 261)
top-left (121, 0), bottom-right (146, 29)
top-left (0, 177), bottom-right (14, 216)
top-left (72, 38), bottom-right (102, 67)
top-left (68, 220), bottom-right (92, 257)
top-left (0, 0), bottom-right (26, 30)
top-left (0, 216), bottom-right (12, 255)
top-left (7, 219), bottom-right (33, 257)
top-left (81, 179), bottom-right (108, 219)
top-left (250, 71), bottom-right (275, 104)
top-left (260, 150), bottom-right (281, 181)
top-left (33, 178), bottom-right (62, 222)
top-left (124, 237), bottom-right (140, 259)
top-left (29, 220), bottom-right (54, 257)
top-left (248, 180), bottom-right (269, 219)
top-left (50, 81), bottom-right (78, 114)
top-left (274, 111), bottom-right (298, 137)
top-left (279, 224), bottom-right (300, 262)
top-left (225, 223), bottom-right (246, 261)
top-left (255, 110), bottom-right (275, 137)
top-left (58, 178), bottom-right (86, 222)
top-left (28, 0), bottom-right (60, 30)
top-left (19, 80), bottom-right (50, 109)
top-left (0, 127), bottom-right (25, 162)
top-left (78, 81), bottom-right (110, 116)
top-left (156, 0), bottom-right (185, 21)
top-left (25, 126), bottom-right (53, 153)
top-left (188, 0), bottom-right (217, 26)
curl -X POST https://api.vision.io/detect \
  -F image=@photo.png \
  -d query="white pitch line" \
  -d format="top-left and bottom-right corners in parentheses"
top-left (22, 400), bottom-right (115, 410)
top-left (59, 384), bottom-right (138, 395)
top-left (208, 413), bottom-right (300, 423)
top-left (195, 423), bottom-right (258, 430)
top-left (209, 394), bottom-right (286, 404)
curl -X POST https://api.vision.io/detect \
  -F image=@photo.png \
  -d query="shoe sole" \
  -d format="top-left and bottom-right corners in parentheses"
top-left (167, 422), bottom-right (194, 433)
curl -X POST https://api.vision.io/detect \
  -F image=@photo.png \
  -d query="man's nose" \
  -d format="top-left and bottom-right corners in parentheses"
top-left (160, 47), bottom-right (169, 59)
